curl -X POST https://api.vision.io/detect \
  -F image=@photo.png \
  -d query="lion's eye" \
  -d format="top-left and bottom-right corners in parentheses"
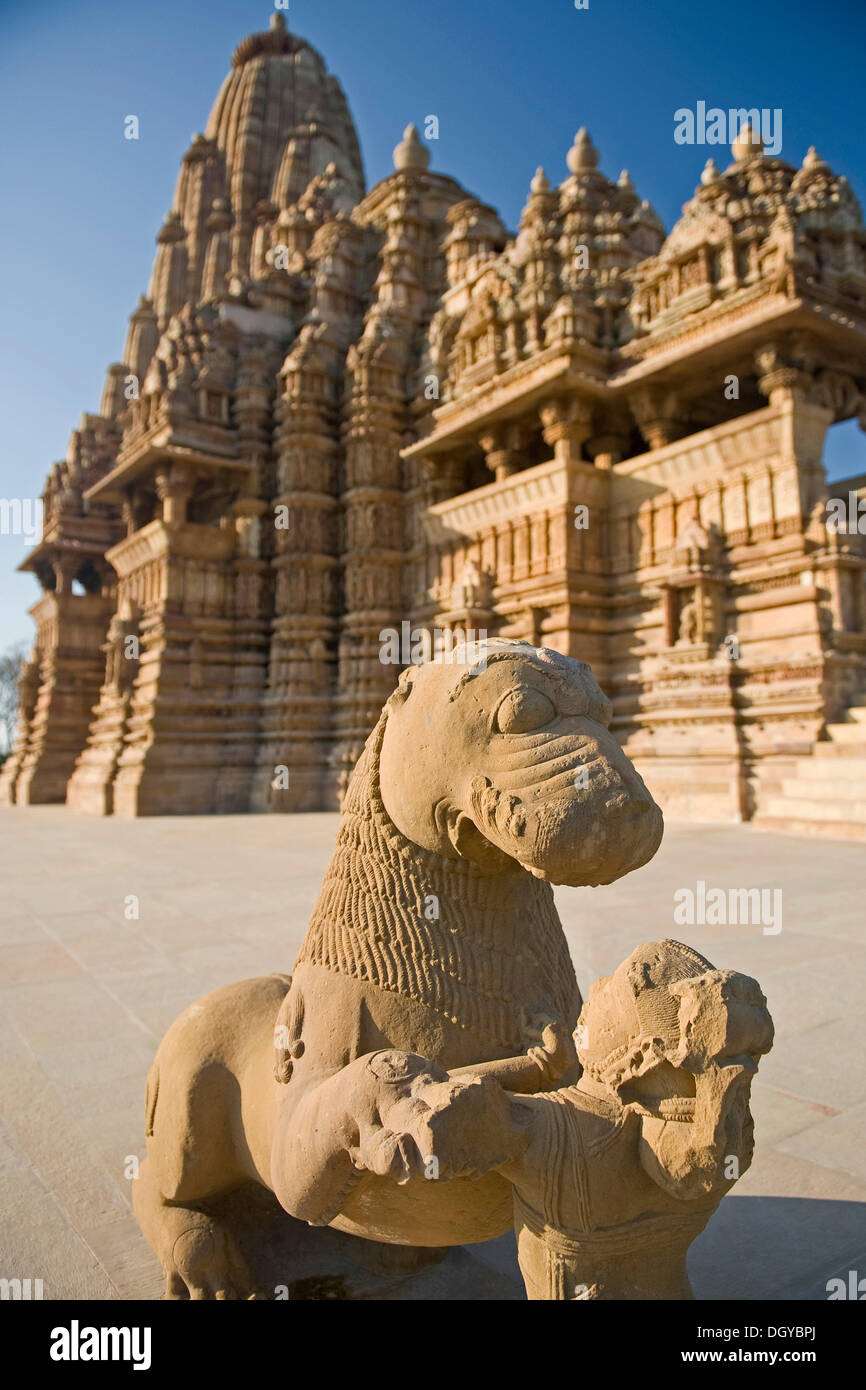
top-left (495, 687), bottom-right (556, 734)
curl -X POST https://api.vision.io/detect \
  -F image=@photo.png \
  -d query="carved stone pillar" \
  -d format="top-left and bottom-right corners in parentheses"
top-left (479, 422), bottom-right (527, 481)
top-left (252, 338), bottom-right (341, 813)
top-left (540, 396), bottom-right (593, 467)
top-left (0, 652), bottom-right (41, 805)
top-left (66, 602), bottom-right (141, 815)
top-left (221, 339), bottom-right (275, 812)
top-left (14, 589), bottom-right (113, 805)
top-left (628, 386), bottom-right (687, 450)
top-left (755, 345), bottom-right (812, 407)
top-left (333, 176), bottom-right (438, 804)
top-left (156, 465), bottom-right (196, 524)
top-left (588, 429), bottom-right (631, 470)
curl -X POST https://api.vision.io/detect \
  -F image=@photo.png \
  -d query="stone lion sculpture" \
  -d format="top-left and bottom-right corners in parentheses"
top-left (132, 639), bottom-right (667, 1297)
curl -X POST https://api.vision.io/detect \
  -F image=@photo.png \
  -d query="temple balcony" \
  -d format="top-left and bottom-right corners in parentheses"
top-left (405, 343), bottom-right (607, 461)
top-left (422, 455), bottom-right (566, 549)
top-left (107, 515), bottom-right (234, 566)
top-left (85, 446), bottom-right (253, 515)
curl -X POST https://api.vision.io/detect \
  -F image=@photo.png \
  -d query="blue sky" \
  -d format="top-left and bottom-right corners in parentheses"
top-left (1, 0), bottom-right (864, 651)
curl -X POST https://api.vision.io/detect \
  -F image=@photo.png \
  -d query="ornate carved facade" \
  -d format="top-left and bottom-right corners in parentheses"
top-left (3, 14), bottom-right (866, 836)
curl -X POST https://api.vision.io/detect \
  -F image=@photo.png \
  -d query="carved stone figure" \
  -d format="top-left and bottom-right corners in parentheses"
top-left (450, 557), bottom-right (492, 611)
top-left (677, 595), bottom-right (699, 645)
top-left (132, 640), bottom-right (665, 1295)
top-left (103, 600), bottom-right (140, 693)
top-left (500, 940), bottom-right (774, 1299)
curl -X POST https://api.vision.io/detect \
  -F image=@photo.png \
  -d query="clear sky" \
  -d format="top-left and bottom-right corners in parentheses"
top-left (1, 0), bottom-right (864, 652)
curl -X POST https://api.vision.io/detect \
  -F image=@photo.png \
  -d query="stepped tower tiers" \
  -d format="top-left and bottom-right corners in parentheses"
top-left (3, 26), bottom-right (866, 839)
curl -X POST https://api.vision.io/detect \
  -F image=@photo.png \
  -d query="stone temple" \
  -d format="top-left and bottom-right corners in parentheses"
top-left (2, 12), bottom-right (865, 836)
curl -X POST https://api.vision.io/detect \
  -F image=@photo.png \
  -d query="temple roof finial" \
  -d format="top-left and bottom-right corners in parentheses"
top-left (802, 145), bottom-right (829, 173)
top-left (567, 127), bottom-right (599, 175)
top-left (732, 122), bottom-right (764, 162)
top-left (393, 123), bottom-right (430, 172)
top-left (701, 158), bottom-right (720, 185)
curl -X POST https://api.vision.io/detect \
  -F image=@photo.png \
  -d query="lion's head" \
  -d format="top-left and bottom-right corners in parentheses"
top-left (378, 639), bottom-right (663, 888)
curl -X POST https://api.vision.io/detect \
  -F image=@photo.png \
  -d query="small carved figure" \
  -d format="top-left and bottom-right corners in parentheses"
top-left (450, 557), bottom-right (492, 611)
top-left (103, 600), bottom-right (140, 693)
top-left (677, 595), bottom-right (699, 644)
top-left (500, 940), bottom-right (774, 1299)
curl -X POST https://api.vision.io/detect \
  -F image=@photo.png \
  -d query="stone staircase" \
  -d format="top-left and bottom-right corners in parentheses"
top-left (756, 699), bottom-right (866, 841)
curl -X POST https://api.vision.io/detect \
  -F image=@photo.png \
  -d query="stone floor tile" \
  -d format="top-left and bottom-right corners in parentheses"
top-left (0, 939), bottom-right (82, 985)
top-left (777, 1101), bottom-right (866, 1184)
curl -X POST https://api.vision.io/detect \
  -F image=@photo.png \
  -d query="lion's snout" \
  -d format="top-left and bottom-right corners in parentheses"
top-left (473, 769), bottom-right (662, 887)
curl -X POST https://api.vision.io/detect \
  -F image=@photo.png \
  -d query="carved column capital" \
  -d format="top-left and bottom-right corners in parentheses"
top-left (754, 344), bottom-right (812, 405)
top-left (587, 431), bottom-right (631, 469)
top-left (479, 427), bottom-right (518, 481)
top-left (156, 464), bottom-right (197, 523)
top-left (539, 396), bottom-right (593, 463)
top-left (53, 554), bottom-right (79, 595)
top-left (628, 386), bottom-right (686, 451)
top-left (806, 369), bottom-right (863, 419)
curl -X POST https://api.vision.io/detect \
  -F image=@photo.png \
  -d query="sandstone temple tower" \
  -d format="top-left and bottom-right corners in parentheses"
top-left (3, 13), bottom-right (866, 837)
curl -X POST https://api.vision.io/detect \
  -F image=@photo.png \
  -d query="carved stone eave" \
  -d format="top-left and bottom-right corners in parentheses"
top-left (17, 511), bottom-right (120, 575)
top-left (434, 604), bottom-right (496, 631)
top-left (612, 290), bottom-right (799, 386)
top-left (85, 441), bottom-right (251, 505)
top-left (653, 641), bottom-right (717, 666)
top-left (613, 289), bottom-right (866, 394)
top-left (17, 535), bottom-right (109, 579)
top-left (659, 563), bottom-right (727, 589)
top-left (402, 346), bottom-right (606, 461)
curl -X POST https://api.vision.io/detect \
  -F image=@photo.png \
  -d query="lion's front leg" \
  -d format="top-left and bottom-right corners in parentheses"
top-left (270, 1050), bottom-right (529, 1228)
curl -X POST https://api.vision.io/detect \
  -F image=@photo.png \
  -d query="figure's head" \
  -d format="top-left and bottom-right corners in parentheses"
top-left (377, 639), bottom-right (663, 887)
top-left (576, 940), bottom-right (774, 1199)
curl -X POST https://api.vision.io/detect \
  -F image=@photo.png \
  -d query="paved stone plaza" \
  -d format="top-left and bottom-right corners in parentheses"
top-left (0, 806), bottom-right (863, 1300)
